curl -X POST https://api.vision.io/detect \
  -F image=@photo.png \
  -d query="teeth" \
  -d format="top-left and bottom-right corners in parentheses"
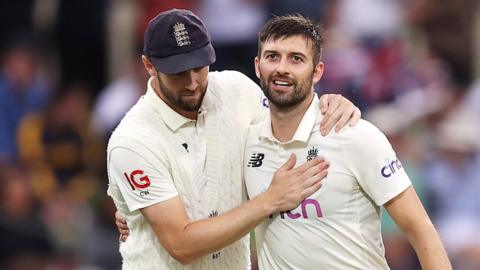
top-left (274, 80), bottom-right (291, 86)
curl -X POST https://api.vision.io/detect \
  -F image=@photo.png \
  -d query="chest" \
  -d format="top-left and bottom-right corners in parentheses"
top-left (244, 141), bottom-right (362, 219)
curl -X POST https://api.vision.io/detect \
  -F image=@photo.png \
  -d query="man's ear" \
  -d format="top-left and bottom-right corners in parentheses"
top-left (142, 55), bottom-right (157, 77)
top-left (254, 56), bottom-right (261, 79)
top-left (313, 62), bottom-right (324, 84)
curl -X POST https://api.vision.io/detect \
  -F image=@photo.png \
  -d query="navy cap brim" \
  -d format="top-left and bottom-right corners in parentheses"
top-left (149, 43), bottom-right (216, 74)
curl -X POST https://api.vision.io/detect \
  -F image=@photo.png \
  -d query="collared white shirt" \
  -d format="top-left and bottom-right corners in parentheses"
top-left (107, 70), bottom-right (268, 270)
top-left (108, 77), bottom-right (212, 210)
top-left (245, 95), bottom-right (411, 270)
top-left (108, 70), bottom-right (267, 212)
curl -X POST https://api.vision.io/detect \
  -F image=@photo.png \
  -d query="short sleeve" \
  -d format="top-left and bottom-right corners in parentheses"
top-left (343, 121), bottom-right (411, 206)
top-left (108, 146), bottom-right (178, 211)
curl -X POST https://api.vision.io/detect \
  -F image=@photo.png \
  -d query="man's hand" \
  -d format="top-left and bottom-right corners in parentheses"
top-left (115, 210), bottom-right (129, 242)
top-left (262, 153), bottom-right (328, 213)
top-left (319, 94), bottom-right (361, 136)
top-left (112, 154), bottom-right (328, 263)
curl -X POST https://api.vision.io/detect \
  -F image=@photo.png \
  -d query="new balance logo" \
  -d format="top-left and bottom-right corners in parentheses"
top-left (247, 153), bottom-right (265, 167)
top-left (209, 210), bottom-right (218, 217)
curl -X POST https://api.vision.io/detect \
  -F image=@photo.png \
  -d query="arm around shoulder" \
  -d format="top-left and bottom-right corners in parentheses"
top-left (140, 192), bottom-right (277, 264)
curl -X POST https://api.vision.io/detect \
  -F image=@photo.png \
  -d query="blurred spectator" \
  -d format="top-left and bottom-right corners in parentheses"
top-left (405, 0), bottom-right (479, 86)
top-left (0, 165), bottom-right (53, 270)
top-left (17, 83), bottom-right (104, 193)
top-left (423, 106), bottom-right (480, 269)
top-left (198, 0), bottom-right (268, 80)
top-left (318, 0), bottom-right (412, 108)
top-left (16, 83), bottom-right (120, 268)
top-left (0, 40), bottom-right (51, 164)
top-left (91, 57), bottom-right (148, 141)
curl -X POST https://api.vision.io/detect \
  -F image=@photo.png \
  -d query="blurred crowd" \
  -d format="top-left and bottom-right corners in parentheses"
top-left (0, 0), bottom-right (479, 269)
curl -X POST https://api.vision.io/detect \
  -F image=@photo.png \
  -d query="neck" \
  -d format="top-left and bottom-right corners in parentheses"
top-left (152, 77), bottom-right (198, 120)
top-left (270, 92), bottom-right (314, 142)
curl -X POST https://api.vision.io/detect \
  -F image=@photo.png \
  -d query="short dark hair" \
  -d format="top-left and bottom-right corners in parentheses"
top-left (258, 14), bottom-right (325, 65)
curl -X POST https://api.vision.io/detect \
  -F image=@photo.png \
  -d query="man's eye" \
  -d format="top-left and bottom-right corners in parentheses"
top-left (266, 54), bottom-right (277, 60)
top-left (292, 55), bottom-right (303, 62)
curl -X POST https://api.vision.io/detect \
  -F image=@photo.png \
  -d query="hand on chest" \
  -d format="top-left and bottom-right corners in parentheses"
top-left (245, 146), bottom-right (357, 219)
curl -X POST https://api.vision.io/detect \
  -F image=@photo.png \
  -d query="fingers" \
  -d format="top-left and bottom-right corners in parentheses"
top-left (301, 179), bottom-right (324, 198)
top-left (320, 95), bottom-right (342, 135)
top-left (301, 160), bottom-right (329, 181)
top-left (119, 234), bottom-right (128, 242)
top-left (320, 94), bottom-right (360, 135)
top-left (318, 93), bottom-right (330, 114)
top-left (294, 156), bottom-right (325, 174)
top-left (334, 106), bottom-right (355, 133)
top-left (115, 210), bottom-right (125, 223)
top-left (298, 159), bottom-right (329, 199)
top-left (115, 211), bottom-right (129, 236)
top-left (349, 108), bottom-right (361, 127)
top-left (117, 222), bottom-right (130, 235)
top-left (278, 153), bottom-right (296, 171)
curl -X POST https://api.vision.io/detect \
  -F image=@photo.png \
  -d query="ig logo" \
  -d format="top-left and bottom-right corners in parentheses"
top-left (123, 170), bottom-right (151, 190)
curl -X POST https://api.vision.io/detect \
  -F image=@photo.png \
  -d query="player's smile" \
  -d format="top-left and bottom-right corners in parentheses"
top-left (269, 75), bottom-right (296, 92)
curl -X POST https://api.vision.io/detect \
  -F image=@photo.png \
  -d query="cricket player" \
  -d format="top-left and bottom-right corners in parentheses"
top-left (244, 14), bottom-right (452, 270)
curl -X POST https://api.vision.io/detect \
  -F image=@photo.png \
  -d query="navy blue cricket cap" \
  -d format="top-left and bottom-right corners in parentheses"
top-left (143, 9), bottom-right (216, 74)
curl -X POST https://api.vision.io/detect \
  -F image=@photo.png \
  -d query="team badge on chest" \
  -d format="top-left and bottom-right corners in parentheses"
top-left (306, 146), bottom-right (318, 161)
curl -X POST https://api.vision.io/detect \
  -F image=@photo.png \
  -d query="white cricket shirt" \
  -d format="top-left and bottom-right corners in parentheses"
top-left (244, 95), bottom-right (411, 270)
top-left (107, 70), bottom-right (267, 270)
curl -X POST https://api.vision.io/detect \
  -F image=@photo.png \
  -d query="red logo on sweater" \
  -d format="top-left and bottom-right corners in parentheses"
top-left (123, 170), bottom-right (151, 190)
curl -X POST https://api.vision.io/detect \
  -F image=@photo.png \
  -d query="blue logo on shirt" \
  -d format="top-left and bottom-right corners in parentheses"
top-left (381, 158), bottom-right (403, 178)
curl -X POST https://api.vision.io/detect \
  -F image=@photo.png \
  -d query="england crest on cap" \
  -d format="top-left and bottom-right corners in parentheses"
top-left (173, 22), bottom-right (191, 47)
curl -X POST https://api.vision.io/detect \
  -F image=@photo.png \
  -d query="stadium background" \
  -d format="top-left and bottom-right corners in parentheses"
top-left (0, 0), bottom-right (479, 269)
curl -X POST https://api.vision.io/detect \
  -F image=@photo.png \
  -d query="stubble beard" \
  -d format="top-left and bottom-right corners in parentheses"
top-left (259, 72), bottom-right (313, 110)
top-left (157, 75), bottom-right (206, 112)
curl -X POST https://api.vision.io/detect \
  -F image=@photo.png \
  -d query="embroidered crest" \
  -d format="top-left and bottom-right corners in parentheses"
top-left (306, 147), bottom-right (318, 161)
top-left (173, 22), bottom-right (191, 47)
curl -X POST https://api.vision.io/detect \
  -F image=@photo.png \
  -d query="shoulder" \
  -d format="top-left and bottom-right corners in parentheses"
top-left (209, 70), bottom-right (262, 96)
top-left (332, 120), bottom-right (397, 167)
top-left (108, 106), bottom-right (161, 156)
top-left (333, 119), bottom-right (386, 143)
top-left (209, 70), bottom-right (254, 83)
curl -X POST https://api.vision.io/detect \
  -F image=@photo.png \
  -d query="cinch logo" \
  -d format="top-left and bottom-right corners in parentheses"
top-left (381, 158), bottom-right (403, 178)
top-left (247, 153), bottom-right (265, 167)
top-left (123, 170), bottom-right (151, 190)
top-left (270, 199), bottom-right (323, 219)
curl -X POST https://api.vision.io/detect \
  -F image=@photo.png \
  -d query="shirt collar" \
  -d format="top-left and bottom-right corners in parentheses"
top-left (144, 77), bottom-right (193, 132)
top-left (144, 75), bottom-right (215, 131)
top-left (259, 95), bottom-right (320, 144)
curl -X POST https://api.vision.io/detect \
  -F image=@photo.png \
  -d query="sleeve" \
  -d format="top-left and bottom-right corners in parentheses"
top-left (108, 146), bottom-right (179, 211)
top-left (343, 121), bottom-right (411, 206)
top-left (226, 70), bottom-right (268, 124)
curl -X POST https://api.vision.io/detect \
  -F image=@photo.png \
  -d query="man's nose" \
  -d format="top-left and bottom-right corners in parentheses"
top-left (275, 57), bottom-right (290, 74)
top-left (184, 70), bottom-right (199, 91)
